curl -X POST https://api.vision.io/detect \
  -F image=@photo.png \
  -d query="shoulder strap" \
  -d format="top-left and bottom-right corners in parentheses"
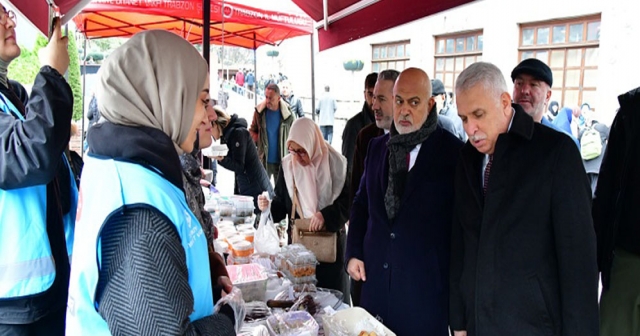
top-left (291, 179), bottom-right (302, 220)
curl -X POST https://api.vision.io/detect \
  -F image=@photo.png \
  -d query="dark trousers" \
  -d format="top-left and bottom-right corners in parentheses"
top-left (267, 163), bottom-right (280, 185)
top-left (600, 249), bottom-right (640, 336)
top-left (351, 279), bottom-right (363, 306)
top-left (320, 125), bottom-right (333, 144)
top-left (0, 307), bottom-right (65, 336)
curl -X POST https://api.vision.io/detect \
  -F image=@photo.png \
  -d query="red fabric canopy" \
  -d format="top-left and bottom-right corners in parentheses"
top-left (6, 0), bottom-right (92, 36)
top-left (73, 0), bottom-right (313, 49)
top-left (291, 0), bottom-right (474, 51)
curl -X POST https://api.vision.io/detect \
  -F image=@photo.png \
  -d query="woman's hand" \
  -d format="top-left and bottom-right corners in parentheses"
top-left (213, 156), bottom-right (225, 161)
top-left (309, 212), bottom-right (325, 232)
top-left (217, 276), bottom-right (233, 295)
top-left (257, 194), bottom-right (270, 211)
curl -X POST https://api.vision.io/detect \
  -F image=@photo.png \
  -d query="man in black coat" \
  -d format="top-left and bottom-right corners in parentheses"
top-left (593, 87), bottom-right (640, 336)
top-left (450, 62), bottom-right (599, 336)
top-left (341, 72), bottom-right (377, 176)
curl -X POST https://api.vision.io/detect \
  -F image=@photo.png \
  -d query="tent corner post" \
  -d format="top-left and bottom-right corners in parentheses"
top-left (254, 32), bottom-right (257, 106)
top-left (310, 32), bottom-right (316, 122)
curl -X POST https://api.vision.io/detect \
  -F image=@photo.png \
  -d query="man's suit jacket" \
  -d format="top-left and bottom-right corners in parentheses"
top-left (347, 126), bottom-right (462, 336)
top-left (450, 105), bottom-right (599, 336)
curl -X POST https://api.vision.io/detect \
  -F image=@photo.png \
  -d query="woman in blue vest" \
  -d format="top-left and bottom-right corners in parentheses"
top-left (0, 12), bottom-right (77, 336)
top-left (65, 30), bottom-right (238, 335)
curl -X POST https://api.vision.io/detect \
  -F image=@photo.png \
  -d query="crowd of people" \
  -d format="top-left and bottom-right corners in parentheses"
top-left (1, 4), bottom-right (639, 336)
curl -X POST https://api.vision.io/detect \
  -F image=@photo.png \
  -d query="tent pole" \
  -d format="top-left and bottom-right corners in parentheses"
top-left (81, 22), bottom-right (87, 158)
top-left (310, 32), bottom-right (316, 122)
top-left (201, 0), bottom-right (211, 169)
top-left (203, 0), bottom-right (210, 65)
top-left (221, 0), bottom-right (225, 89)
top-left (254, 33), bottom-right (257, 106)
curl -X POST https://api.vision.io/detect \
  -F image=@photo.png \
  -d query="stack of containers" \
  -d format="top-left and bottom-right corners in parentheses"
top-left (277, 244), bottom-right (317, 290)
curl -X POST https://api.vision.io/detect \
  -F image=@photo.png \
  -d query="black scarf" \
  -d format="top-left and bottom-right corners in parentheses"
top-left (384, 107), bottom-right (438, 220)
top-left (88, 122), bottom-right (185, 192)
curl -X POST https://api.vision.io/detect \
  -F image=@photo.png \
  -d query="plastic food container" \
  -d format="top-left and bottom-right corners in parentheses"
top-left (217, 220), bottom-right (236, 230)
top-left (231, 240), bottom-right (254, 258)
top-left (267, 311), bottom-right (319, 336)
top-left (227, 264), bottom-right (268, 302)
top-left (322, 307), bottom-right (396, 336)
top-left (239, 229), bottom-right (255, 243)
top-left (236, 223), bottom-right (255, 231)
top-left (202, 144), bottom-right (229, 157)
top-left (218, 198), bottom-right (235, 217)
top-left (285, 260), bottom-right (316, 277)
top-left (231, 195), bottom-right (255, 218)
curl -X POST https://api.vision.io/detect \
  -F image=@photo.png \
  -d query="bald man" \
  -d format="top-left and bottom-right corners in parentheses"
top-left (346, 68), bottom-right (463, 335)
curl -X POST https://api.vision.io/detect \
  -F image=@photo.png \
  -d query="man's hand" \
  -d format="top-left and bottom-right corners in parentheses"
top-left (309, 212), bottom-right (325, 232)
top-left (39, 18), bottom-right (69, 74)
top-left (217, 276), bottom-right (233, 295)
top-left (257, 194), bottom-right (270, 211)
top-left (347, 258), bottom-right (366, 281)
top-left (454, 331), bottom-right (467, 336)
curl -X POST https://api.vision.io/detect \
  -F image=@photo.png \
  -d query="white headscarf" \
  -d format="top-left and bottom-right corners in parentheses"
top-left (96, 30), bottom-right (208, 154)
top-left (282, 118), bottom-right (347, 218)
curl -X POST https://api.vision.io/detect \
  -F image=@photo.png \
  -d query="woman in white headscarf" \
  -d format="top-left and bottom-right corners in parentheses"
top-left (65, 30), bottom-right (238, 335)
top-left (258, 118), bottom-right (350, 302)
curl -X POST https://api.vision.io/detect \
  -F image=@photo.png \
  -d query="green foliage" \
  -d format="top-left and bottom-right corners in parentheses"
top-left (67, 31), bottom-right (83, 121)
top-left (7, 31), bottom-right (84, 121)
top-left (7, 35), bottom-right (50, 86)
top-left (84, 52), bottom-right (104, 62)
top-left (7, 46), bottom-right (39, 84)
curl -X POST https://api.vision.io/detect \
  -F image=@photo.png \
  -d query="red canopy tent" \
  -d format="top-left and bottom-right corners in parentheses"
top-left (73, 0), bottom-right (313, 49)
top-left (290, 0), bottom-right (475, 51)
top-left (6, 0), bottom-right (92, 36)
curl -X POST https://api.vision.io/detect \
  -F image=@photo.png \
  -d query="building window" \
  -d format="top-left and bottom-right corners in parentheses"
top-left (372, 41), bottom-right (410, 72)
top-left (518, 15), bottom-right (600, 108)
top-left (434, 31), bottom-right (483, 93)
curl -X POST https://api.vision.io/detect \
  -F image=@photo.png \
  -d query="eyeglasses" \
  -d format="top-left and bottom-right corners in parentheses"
top-left (288, 148), bottom-right (308, 158)
top-left (0, 10), bottom-right (15, 26)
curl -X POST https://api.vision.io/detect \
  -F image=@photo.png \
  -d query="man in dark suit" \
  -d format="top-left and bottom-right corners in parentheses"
top-left (449, 62), bottom-right (599, 336)
top-left (348, 69), bottom-right (399, 306)
top-left (346, 68), bottom-right (463, 335)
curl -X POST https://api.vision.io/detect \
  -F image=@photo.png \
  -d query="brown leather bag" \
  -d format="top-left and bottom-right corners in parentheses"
top-left (290, 182), bottom-right (337, 263)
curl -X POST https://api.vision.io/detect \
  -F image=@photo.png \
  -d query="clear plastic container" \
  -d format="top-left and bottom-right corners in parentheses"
top-left (267, 311), bottom-right (319, 336)
top-left (227, 264), bottom-right (268, 302)
top-left (232, 195), bottom-right (255, 217)
top-left (218, 197), bottom-right (235, 217)
top-left (217, 220), bottom-right (236, 230)
top-left (236, 223), bottom-right (255, 231)
top-left (231, 240), bottom-right (254, 258)
top-left (285, 260), bottom-right (316, 278)
top-left (239, 229), bottom-right (255, 243)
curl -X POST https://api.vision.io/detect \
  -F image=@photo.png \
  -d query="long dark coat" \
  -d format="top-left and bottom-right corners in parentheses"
top-left (346, 127), bottom-right (463, 336)
top-left (449, 105), bottom-right (599, 336)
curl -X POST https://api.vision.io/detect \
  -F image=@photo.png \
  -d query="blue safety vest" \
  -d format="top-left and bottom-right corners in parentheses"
top-left (66, 156), bottom-right (214, 335)
top-left (0, 92), bottom-right (78, 299)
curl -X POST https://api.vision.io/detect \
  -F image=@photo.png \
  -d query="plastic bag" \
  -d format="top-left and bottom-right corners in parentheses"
top-left (255, 192), bottom-right (280, 255)
top-left (214, 286), bottom-right (247, 333)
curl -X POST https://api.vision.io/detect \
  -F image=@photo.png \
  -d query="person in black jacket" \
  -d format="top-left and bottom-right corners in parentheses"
top-left (451, 62), bottom-right (598, 336)
top-left (65, 30), bottom-right (238, 335)
top-left (593, 87), bottom-right (640, 336)
top-left (212, 107), bottom-right (273, 211)
top-left (258, 118), bottom-right (350, 303)
top-left (0, 13), bottom-right (75, 335)
top-left (341, 72), bottom-right (377, 176)
top-left (281, 80), bottom-right (304, 118)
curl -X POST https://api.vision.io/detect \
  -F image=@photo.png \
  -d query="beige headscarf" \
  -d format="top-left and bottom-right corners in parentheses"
top-left (96, 30), bottom-right (208, 154)
top-left (282, 118), bottom-right (347, 218)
